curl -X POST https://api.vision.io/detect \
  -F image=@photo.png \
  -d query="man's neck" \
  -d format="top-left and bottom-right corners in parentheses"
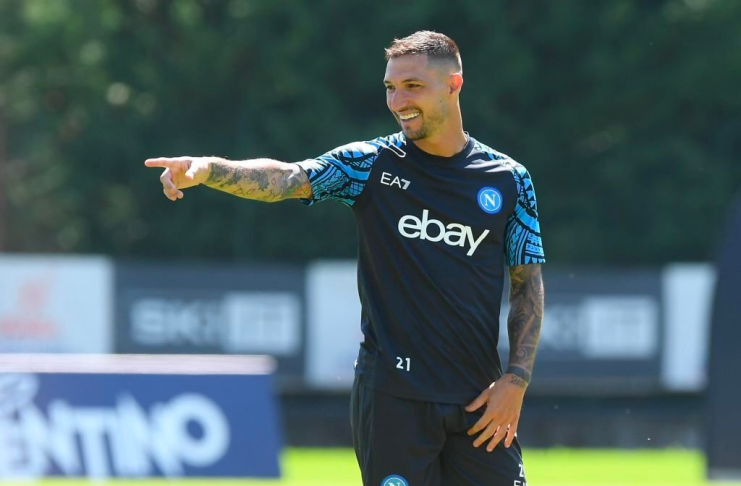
top-left (412, 129), bottom-right (468, 157)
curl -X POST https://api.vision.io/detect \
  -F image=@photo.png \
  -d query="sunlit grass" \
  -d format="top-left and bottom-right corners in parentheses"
top-left (6, 448), bottom-right (740, 486)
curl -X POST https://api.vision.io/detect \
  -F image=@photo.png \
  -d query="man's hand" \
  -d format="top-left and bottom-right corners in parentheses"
top-left (144, 156), bottom-right (212, 201)
top-left (465, 373), bottom-right (527, 451)
top-left (465, 263), bottom-right (543, 452)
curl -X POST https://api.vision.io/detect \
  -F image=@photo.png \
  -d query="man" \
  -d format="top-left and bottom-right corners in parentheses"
top-left (146, 31), bottom-right (544, 486)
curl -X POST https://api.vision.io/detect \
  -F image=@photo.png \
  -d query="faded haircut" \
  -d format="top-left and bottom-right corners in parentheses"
top-left (384, 31), bottom-right (462, 72)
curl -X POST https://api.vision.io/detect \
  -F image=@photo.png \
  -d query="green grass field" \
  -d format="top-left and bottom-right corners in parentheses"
top-left (10, 448), bottom-right (741, 486)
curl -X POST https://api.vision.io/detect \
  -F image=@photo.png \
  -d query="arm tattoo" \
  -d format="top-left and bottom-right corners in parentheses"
top-left (506, 263), bottom-right (544, 388)
top-left (204, 158), bottom-right (312, 202)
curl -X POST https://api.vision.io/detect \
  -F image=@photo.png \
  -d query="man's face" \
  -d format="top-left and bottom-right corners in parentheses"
top-left (384, 54), bottom-right (454, 141)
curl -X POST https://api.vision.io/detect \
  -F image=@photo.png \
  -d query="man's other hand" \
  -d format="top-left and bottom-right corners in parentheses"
top-left (465, 374), bottom-right (527, 452)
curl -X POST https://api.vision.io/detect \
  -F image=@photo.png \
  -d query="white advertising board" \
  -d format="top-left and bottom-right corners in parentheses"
top-left (661, 263), bottom-right (715, 392)
top-left (0, 255), bottom-right (113, 353)
top-left (304, 261), bottom-right (363, 390)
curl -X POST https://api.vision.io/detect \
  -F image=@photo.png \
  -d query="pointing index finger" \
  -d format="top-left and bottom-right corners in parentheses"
top-left (144, 158), bottom-right (175, 168)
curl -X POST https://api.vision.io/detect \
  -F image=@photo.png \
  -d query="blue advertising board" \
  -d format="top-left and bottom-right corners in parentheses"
top-left (0, 370), bottom-right (282, 479)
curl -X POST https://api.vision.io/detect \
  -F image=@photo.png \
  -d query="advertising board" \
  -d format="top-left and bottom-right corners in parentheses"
top-left (115, 263), bottom-right (305, 387)
top-left (498, 268), bottom-right (664, 394)
top-left (304, 261), bottom-right (363, 390)
top-left (0, 256), bottom-right (113, 353)
top-left (0, 356), bottom-right (281, 479)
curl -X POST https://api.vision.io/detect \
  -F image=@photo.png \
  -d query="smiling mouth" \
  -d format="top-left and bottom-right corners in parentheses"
top-left (398, 112), bottom-right (420, 121)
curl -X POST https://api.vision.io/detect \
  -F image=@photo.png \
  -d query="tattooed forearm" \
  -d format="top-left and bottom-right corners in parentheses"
top-left (506, 263), bottom-right (545, 388)
top-left (204, 158), bottom-right (312, 202)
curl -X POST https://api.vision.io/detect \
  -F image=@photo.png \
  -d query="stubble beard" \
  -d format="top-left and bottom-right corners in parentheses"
top-left (399, 105), bottom-right (448, 141)
top-left (403, 123), bottom-right (429, 141)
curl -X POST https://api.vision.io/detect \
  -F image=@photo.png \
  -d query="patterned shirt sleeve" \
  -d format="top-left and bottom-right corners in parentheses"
top-left (295, 140), bottom-right (382, 206)
top-left (504, 164), bottom-right (546, 266)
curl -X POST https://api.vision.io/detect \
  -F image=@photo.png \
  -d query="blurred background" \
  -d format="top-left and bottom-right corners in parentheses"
top-left (1, 0), bottom-right (740, 484)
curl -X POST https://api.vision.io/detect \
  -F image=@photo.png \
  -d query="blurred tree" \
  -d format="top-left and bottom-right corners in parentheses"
top-left (0, 0), bottom-right (739, 264)
top-left (0, 109), bottom-right (6, 249)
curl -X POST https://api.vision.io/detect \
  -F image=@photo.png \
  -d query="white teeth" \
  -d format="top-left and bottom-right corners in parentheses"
top-left (399, 112), bottom-right (420, 120)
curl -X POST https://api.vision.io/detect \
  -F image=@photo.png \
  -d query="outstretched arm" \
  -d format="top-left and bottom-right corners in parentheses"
top-left (144, 156), bottom-right (312, 202)
top-left (466, 263), bottom-right (544, 452)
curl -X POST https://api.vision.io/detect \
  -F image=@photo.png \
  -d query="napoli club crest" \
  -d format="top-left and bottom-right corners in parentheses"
top-left (477, 187), bottom-right (503, 214)
top-left (382, 475), bottom-right (409, 486)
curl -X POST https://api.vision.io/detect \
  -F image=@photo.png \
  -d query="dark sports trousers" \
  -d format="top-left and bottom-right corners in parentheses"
top-left (351, 378), bottom-right (528, 486)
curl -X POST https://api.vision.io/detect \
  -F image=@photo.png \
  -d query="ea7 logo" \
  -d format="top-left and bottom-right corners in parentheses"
top-left (380, 172), bottom-right (410, 190)
top-left (398, 209), bottom-right (489, 256)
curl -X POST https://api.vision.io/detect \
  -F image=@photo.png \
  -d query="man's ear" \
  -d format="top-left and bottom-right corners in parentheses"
top-left (449, 73), bottom-right (463, 94)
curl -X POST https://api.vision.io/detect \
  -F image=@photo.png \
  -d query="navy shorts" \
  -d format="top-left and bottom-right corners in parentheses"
top-left (350, 377), bottom-right (528, 486)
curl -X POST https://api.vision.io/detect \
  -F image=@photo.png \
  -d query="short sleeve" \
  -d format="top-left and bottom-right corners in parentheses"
top-left (504, 165), bottom-right (546, 266)
top-left (295, 140), bottom-right (382, 207)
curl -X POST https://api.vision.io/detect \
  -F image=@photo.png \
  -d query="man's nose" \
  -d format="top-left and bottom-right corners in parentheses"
top-left (388, 91), bottom-right (408, 112)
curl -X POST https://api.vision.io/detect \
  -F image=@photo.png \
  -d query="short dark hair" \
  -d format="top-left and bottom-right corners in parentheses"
top-left (385, 31), bottom-right (462, 71)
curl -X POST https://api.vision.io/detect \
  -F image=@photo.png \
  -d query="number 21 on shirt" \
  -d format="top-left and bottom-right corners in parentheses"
top-left (396, 356), bottom-right (411, 372)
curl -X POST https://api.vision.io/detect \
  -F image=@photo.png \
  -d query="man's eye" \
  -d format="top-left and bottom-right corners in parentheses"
top-left (385, 86), bottom-right (395, 92)
top-left (408, 84), bottom-right (421, 89)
